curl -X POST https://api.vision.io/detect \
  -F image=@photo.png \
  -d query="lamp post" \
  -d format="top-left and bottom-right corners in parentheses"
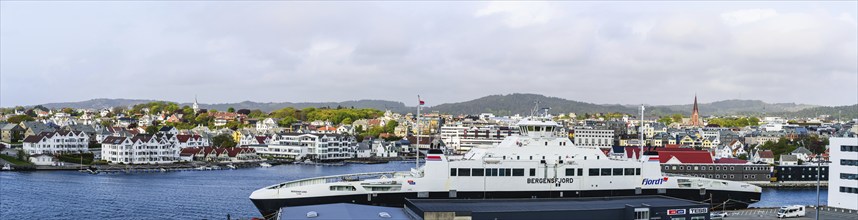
top-left (815, 154), bottom-right (821, 220)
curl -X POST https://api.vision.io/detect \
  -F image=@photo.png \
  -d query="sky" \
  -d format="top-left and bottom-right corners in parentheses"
top-left (1, 1), bottom-right (857, 107)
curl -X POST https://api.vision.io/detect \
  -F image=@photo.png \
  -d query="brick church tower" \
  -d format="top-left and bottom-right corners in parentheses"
top-left (691, 95), bottom-right (700, 127)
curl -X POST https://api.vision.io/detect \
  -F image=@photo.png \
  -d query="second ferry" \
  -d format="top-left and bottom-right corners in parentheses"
top-left (250, 114), bottom-right (762, 218)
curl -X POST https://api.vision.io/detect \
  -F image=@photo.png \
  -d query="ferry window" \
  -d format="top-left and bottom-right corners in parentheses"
top-left (613, 168), bottom-right (623, 176)
top-left (589, 168), bottom-right (600, 176)
top-left (730, 167), bottom-right (735, 171)
top-left (625, 168), bottom-right (635, 176)
top-left (691, 217), bottom-right (705, 220)
top-left (636, 168), bottom-right (641, 175)
top-left (512, 169), bottom-right (524, 176)
top-left (517, 156), bottom-right (520, 160)
top-left (458, 168), bottom-right (471, 176)
top-left (450, 168), bottom-right (457, 176)
top-left (530, 168), bottom-right (536, 176)
top-left (601, 168), bottom-right (612, 176)
top-left (578, 168), bottom-right (583, 176)
top-left (488, 168), bottom-right (498, 176)
top-left (528, 126), bottom-right (535, 132)
top-left (472, 168), bottom-right (485, 176)
top-left (566, 168), bottom-right (575, 176)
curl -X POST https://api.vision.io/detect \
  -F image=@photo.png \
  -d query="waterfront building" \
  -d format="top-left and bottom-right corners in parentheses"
top-left (828, 137), bottom-right (858, 211)
top-left (253, 133), bottom-right (355, 161)
top-left (100, 135), bottom-right (180, 164)
top-left (572, 126), bottom-right (614, 148)
top-left (0, 123), bottom-right (24, 143)
top-left (22, 130), bottom-right (90, 155)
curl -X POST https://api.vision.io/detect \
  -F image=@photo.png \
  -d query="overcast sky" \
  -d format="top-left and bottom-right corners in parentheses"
top-left (1, 1), bottom-right (856, 107)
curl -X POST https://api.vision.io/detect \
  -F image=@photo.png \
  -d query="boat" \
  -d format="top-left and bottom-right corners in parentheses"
top-left (195, 166), bottom-right (208, 171)
top-left (2, 164), bottom-right (12, 171)
top-left (227, 164), bottom-right (237, 169)
top-left (259, 162), bottom-right (273, 168)
top-left (249, 112), bottom-right (762, 219)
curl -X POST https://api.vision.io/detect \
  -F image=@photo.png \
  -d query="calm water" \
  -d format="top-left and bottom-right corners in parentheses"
top-left (0, 162), bottom-right (827, 219)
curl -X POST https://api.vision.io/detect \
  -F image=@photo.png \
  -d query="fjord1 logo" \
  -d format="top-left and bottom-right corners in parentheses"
top-left (642, 177), bottom-right (669, 185)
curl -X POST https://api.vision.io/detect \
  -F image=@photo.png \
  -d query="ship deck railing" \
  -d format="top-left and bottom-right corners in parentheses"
top-left (267, 171), bottom-right (410, 189)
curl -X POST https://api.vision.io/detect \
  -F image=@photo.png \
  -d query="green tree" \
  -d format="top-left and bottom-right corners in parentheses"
top-left (657, 117), bottom-right (672, 125)
top-left (671, 114), bottom-right (684, 123)
top-left (248, 109), bottom-right (266, 118)
top-left (384, 120), bottom-right (399, 133)
top-left (194, 113), bottom-right (211, 125)
top-left (145, 125), bottom-right (159, 134)
top-left (5, 115), bottom-right (34, 124)
top-left (278, 117), bottom-right (297, 127)
top-left (211, 134), bottom-right (237, 148)
top-left (227, 107), bottom-right (235, 113)
top-left (341, 117), bottom-right (353, 125)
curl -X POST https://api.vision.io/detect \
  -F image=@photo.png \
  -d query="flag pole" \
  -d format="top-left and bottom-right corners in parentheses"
top-left (416, 95), bottom-right (421, 169)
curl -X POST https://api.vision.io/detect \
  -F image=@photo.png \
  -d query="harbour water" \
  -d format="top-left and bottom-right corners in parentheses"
top-left (0, 162), bottom-right (828, 219)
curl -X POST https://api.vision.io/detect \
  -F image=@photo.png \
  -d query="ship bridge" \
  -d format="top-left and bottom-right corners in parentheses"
top-left (516, 117), bottom-right (562, 139)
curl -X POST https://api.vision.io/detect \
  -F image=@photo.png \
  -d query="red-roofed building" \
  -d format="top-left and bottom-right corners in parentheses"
top-left (658, 151), bottom-right (714, 164)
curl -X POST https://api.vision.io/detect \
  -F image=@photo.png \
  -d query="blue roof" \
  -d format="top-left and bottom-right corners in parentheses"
top-left (278, 203), bottom-right (409, 220)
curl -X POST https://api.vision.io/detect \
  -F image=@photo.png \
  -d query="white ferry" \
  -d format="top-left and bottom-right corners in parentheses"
top-left (250, 116), bottom-right (761, 218)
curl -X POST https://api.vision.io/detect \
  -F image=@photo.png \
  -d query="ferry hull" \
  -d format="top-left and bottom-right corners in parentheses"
top-left (252, 189), bottom-right (760, 218)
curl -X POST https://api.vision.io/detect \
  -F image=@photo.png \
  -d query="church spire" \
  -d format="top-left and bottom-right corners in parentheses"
top-left (691, 94), bottom-right (700, 127)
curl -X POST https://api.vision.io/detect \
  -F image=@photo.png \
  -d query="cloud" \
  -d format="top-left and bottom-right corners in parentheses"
top-left (721, 9), bottom-right (778, 26)
top-left (1, 1), bottom-right (856, 107)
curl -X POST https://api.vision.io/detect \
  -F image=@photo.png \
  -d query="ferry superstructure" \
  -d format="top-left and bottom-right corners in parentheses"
top-left (250, 116), bottom-right (761, 218)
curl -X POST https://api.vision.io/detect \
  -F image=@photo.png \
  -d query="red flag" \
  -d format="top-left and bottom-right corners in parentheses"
top-left (419, 96), bottom-right (425, 105)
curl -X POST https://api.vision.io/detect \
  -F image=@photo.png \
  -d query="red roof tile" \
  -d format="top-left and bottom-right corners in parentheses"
top-left (658, 151), bottom-right (713, 164)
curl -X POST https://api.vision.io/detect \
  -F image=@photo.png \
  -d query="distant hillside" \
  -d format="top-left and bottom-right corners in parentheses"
top-left (772, 104), bottom-right (858, 119)
top-left (37, 98), bottom-right (158, 109)
top-left (194, 100), bottom-right (413, 113)
top-left (657, 100), bottom-right (818, 116)
top-left (425, 93), bottom-right (678, 116)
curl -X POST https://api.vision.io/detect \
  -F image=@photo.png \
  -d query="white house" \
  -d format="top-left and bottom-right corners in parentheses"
top-left (779, 154), bottom-right (799, 166)
top-left (337, 125), bottom-right (354, 135)
top-left (256, 118), bottom-right (279, 132)
top-left (790, 147), bottom-right (813, 162)
top-left (22, 131), bottom-right (90, 155)
top-left (28, 154), bottom-right (57, 166)
top-left (175, 134), bottom-right (210, 148)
